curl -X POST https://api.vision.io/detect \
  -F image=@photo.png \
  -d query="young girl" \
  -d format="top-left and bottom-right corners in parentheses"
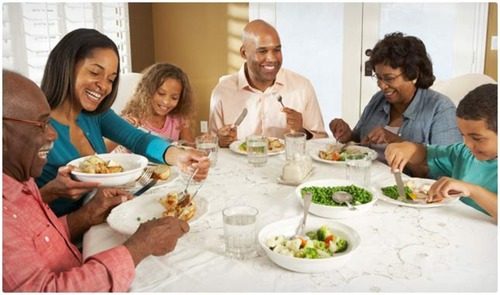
top-left (122, 63), bottom-right (195, 143)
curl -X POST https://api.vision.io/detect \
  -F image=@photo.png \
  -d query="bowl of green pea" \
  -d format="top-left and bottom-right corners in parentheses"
top-left (295, 179), bottom-right (377, 218)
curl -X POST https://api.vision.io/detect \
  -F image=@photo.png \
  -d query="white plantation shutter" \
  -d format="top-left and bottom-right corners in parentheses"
top-left (2, 3), bottom-right (131, 85)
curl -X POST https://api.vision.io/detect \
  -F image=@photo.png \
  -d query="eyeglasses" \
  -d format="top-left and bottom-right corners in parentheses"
top-left (371, 72), bottom-right (404, 85)
top-left (3, 116), bottom-right (51, 132)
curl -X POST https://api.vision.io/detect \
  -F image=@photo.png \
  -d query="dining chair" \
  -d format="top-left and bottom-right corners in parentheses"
top-left (431, 73), bottom-right (497, 106)
top-left (112, 72), bottom-right (143, 114)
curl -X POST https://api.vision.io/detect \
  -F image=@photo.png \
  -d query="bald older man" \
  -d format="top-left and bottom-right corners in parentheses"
top-left (209, 19), bottom-right (327, 147)
top-left (2, 70), bottom-right (189, 291)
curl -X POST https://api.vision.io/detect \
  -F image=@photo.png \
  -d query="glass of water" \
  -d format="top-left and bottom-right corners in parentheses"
top-left (195, 134), bottom-right (218, 167)
top-left (345, 153), bottom-right (372, 187)
top-left (222, 205), bottom-right (259, 259)
top-left (246, 135), bottom-right (268, 166)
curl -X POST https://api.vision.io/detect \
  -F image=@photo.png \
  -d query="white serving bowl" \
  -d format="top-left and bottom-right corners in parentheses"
top-left (68, 153), bottom-right (148, 187)
top-left (258, 216), bottom-right (360, 273)
top-left (295, 178), bottom-right (377, 219)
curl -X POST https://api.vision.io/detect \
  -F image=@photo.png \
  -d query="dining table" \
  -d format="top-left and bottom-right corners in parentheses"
top-left (82, 139), bottom-right (497, 292)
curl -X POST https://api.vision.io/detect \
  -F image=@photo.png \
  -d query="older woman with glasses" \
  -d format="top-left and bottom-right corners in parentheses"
top-left (329, 32), bottom-right (462, 161)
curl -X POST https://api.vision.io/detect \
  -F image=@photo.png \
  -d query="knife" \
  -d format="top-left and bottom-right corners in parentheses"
top-left (133, 179), bottom-right (158, 197)
top-left (393, 170), bottom-right (407, 202)
top-left (232, 108), bottom-right (248, 127)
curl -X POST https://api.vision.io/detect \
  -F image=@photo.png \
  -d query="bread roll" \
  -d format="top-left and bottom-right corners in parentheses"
top-left (152, 165), bottom-right (171, 180)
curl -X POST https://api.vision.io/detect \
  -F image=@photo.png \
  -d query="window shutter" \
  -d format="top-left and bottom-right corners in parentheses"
top-left (2, 3), bottom-right (131, 85)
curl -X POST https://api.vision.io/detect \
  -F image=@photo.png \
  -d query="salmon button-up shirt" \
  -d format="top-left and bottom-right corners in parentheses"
top-left (2, 173), bottom-right (135, 292)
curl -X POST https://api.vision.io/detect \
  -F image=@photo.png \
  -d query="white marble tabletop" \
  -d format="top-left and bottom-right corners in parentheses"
top-left (83, 139), bottom-right (497, 292)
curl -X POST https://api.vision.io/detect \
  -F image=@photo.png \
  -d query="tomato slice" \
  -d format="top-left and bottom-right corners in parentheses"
top-left (324, 235), bottom-right (334, 247)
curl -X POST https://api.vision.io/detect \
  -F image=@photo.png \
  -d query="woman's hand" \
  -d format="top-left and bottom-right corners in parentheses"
top-left (165, 147), bottom-right (211, 182)
top-left (39, 166), bottom-right (100, 203)
top-left (362, 126), bottom-right (402, 145)
top-left (329, 118), bottom-right (352, 143)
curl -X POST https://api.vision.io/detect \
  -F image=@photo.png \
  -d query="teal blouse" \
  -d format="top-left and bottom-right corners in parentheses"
top-left (427, 143), bottom-right (497, 215)
top-left (37, 109), bottom-right (171, 216)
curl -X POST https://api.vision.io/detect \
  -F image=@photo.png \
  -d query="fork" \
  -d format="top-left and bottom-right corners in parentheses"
top-left (177, 167), bottom-right (200, 204)
top-left (137, 167), bottom-right (154, 186)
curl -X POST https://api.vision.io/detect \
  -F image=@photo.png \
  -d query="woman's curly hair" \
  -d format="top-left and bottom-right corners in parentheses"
top-left (122, 63), bottom-right (194, 123)
top-left (369, 32), bottom-right (435, 89)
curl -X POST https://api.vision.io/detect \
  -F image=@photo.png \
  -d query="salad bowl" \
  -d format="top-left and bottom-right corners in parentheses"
top-left (258, 216), bottom-right (360, 273)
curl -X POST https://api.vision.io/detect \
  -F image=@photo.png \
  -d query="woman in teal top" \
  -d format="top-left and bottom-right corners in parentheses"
top-left (385, 84), bottom-right (497, 222)
top-left (36, 28), bottom-right (209, 216)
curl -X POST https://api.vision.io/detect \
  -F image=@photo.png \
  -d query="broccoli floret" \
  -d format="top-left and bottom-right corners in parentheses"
top-left (335, 238), bottom-right (348, 253)
top-left (317, 225), bottom-right (333, 241)
top-left (303, 247), bottom-right (319, 259)
top-left (313, 240), bottom-right (327, 251)
top-left (305, 230), bottom-right (318, 240)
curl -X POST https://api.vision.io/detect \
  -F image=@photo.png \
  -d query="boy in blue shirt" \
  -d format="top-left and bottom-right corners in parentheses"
top-left (385, 83), bottom-right (497, 222)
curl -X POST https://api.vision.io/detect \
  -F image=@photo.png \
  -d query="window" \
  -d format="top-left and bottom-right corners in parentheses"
top-left (2, 3), bottom-right (131, 85)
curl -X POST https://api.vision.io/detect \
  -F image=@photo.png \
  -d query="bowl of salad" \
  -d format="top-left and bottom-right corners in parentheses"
top-left (258, 216), bottom-right (360, 273)
top-left (295, 178), bottom-right (377, 218)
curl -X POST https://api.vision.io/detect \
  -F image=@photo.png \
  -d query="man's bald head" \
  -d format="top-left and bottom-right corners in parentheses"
top-left (3, 70), bottom-right (55, 181)
top-left (242, 19), bottom-right (280, 47)
top-left (3, 70), bottom-right (49, 119)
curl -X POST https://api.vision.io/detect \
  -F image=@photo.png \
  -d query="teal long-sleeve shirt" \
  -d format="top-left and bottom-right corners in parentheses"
top-left (37, 109), bottom-right (171, 216)
top-left (427, 142), bottom-right (497, 215)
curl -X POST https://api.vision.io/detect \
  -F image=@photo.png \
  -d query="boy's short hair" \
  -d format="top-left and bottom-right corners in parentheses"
top-left (456, 83), bottom-right (497, 134)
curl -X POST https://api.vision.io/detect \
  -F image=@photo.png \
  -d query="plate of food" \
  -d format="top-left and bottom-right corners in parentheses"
top-left (68, 153), bottom-right (148, 187)
top-left (229, 137), bottom-right (285, 156)
top-left (309, 143), bottom-right (377, 165)
top-left (259, 216), bottom-right (360, 273)
top-left (295, 179), bottom-right (377, 218)
top-left (375, 177), bottom-right (460, 208)
top-left (106, 190), bottom-right (209, 235)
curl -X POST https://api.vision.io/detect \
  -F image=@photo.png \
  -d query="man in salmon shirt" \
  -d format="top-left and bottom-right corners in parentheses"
top-left (2, 70), bottom-right (189, 291)
top-left (209, 19), bottom-right (327, 147)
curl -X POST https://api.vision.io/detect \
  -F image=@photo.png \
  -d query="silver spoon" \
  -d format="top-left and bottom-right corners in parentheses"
top-left (331, 191), bottom-right (357, 210)
top-left (294, 192), bottom-right (312, 238)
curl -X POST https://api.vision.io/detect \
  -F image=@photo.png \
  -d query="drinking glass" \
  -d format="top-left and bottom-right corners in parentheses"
top-left (222, 205), bottom-right (259, 259)
top-left (345, 153), bottom-right (372, 187)
top-left (246, 135), bottom-right (268, 166)
top-left (195, 134), bottom-right (218, 167)
top-left (284, 132), bottom-right (306, 161)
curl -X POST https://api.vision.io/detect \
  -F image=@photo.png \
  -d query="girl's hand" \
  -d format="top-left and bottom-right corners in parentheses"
top-left (363, 126), bottom-right (402, 145)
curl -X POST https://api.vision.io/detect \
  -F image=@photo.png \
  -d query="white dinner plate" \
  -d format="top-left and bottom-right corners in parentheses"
top-left (107, 191), bottom-right (209, 235)
top-left (229, 138), bottom-right (285, 156)
top-left (309, 144), bottom-right (378, 165)
top-left (375, 177), bottom-right (460, 208)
